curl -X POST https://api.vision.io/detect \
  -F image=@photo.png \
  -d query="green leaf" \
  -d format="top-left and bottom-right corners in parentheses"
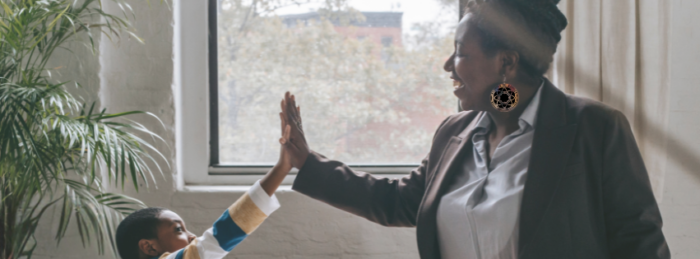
top-left (0, 1), bottom-right (169, 256)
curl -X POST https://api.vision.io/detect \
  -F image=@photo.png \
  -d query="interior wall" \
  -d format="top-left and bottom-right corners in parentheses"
top-left (28, 0), bottom-right (700, 258)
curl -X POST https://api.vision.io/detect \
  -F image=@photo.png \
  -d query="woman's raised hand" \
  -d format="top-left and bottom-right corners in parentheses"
top-left (279, 91), bottom-right (310, 169)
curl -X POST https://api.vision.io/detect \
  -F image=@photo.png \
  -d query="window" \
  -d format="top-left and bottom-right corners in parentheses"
top-left (204, 0), bottom-right (461, 181)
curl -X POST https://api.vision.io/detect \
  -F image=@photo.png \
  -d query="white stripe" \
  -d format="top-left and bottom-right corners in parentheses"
top-left (196, 228), bottom-right (229, 259)
top-left (159, 251), bottom-right (180, 259)
top-left (247, 180), bottom-right (281, 216)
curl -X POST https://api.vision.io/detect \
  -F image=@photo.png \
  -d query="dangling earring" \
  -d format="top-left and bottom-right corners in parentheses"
top-left (490, 74), bottom-right (519, 112)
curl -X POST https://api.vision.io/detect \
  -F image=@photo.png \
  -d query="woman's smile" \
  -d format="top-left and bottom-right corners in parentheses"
top-left (453, 80), bottom-right (466, 96)
top-left (453, 80), bottom-right (464, 89)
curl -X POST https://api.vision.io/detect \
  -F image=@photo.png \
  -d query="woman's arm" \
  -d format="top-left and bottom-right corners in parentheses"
top-left (602, 110), bottom-right (670, 258)
top-left (279, 91), bottom-right (450, 226)
top-left (292, 150), bottom-right (430, 227)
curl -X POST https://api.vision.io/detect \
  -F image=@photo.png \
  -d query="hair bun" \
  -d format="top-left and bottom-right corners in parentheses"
top-left (505, 0), bottom-right (567, 40)
top-left (513, 0), bottom-right (560, 6)
top-left (526, 0), bottom-right (561, 4)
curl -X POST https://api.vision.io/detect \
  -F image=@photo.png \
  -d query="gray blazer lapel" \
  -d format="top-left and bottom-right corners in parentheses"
top-left (426, 111), bottom-right (485, 194)
top-left (518, 80), bottom-right (578, 256)
top-left (417, 111), bottom-right (484, 259)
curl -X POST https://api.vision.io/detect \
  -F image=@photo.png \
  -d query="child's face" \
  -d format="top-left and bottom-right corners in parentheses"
top-left (144, 210), bottom-right (197, 257)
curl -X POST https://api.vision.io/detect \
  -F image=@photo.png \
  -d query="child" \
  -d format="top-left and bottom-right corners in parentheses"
top-left (116, 108), bottom-right (298, 259)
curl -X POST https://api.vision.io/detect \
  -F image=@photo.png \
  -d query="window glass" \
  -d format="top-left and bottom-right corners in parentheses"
top-left (217, 0), bottom-right (459, 164)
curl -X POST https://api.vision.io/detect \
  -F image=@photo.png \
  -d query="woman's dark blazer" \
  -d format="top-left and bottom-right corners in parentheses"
top-left (292, 79), bottom-right (670, 259)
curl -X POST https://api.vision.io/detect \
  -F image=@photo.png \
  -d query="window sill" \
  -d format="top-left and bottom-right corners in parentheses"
top-left (183, 166), bottom-right (413, 187)
top-left (185, 165), bottom-right (416, 186)
top-left (182, 184), bottom-right (295, 193)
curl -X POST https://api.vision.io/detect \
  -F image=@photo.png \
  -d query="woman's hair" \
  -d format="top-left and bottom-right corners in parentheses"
top-left (465, 0), bottom-right (568, 77)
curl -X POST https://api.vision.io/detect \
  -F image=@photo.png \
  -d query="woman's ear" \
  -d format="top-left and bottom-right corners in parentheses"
top-left (499, 50), bottom-right (520, 78)
top-left (138, 239), bottom-right (160, 257)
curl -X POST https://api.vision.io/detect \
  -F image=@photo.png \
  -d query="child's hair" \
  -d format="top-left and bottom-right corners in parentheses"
top-left (116, 207), bottom-right (167, 259)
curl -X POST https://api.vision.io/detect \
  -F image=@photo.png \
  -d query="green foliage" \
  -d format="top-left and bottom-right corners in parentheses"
top-left (0, 0), bottom-right (164, 258)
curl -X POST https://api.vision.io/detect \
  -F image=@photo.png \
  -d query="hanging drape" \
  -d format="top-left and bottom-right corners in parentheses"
top-left (551, 0), bottom-right (671, 200)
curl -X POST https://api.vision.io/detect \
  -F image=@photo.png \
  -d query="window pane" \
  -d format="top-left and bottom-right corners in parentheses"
top-left (217, 0), bottom-right (458, 165)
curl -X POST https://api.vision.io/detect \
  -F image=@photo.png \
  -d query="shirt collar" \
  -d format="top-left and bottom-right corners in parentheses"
top-left (519, 79), bottom-right (544, 128)
top-left (473, 110), bottom-right (493, 133)
top-left (473, 79), bottom-right (545, 132)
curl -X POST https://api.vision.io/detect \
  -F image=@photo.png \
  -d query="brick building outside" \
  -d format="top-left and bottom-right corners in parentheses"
top-left (281, 11), bottom-right (404, 48)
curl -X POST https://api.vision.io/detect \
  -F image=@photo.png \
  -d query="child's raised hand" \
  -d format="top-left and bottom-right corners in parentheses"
top-left (280, 92), bottom-right (310, 170)
top-left (259, 104), bottom-right (295, 196)
top-left (276, 111), bottom-right (292, 172)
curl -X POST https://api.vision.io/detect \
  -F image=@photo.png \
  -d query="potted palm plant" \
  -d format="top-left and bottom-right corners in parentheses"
top-left (0, 0), bottom-right (165, 258)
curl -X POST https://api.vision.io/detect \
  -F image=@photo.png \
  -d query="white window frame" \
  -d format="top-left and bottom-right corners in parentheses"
top-left (175, 0), bottom-right (464, 186)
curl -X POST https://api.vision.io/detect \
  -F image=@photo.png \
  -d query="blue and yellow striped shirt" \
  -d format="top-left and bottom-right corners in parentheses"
top-left (153, 180), bottom-right (280, 259)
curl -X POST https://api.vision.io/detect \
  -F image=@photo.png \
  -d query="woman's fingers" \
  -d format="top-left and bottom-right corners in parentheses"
top-left (289, 93), bottom-right (297, 118)
top-left (282, 125), bottom-right (300, 154)
top-left (284, 93), bottom-right (301, 132)
top-left (282, 92), bottom-right (307, 141)
top-left (295, 106), bottom-right (302, 131)
top-left (286, 93), bottom-right (297, 118)
top-left (292, 95), bottom-right (300, 120)
top-left (284, 92), bottom-right (294, 123)
top-left (282, 95), bottom-right (296, 131)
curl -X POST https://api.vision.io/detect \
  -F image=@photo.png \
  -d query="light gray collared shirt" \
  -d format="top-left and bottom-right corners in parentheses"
top-left (436, 82), bottom-right (544, 259)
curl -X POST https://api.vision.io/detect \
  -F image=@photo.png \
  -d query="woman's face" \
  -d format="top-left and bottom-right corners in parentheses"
top-left (444, 13), bottom-right (503, 112)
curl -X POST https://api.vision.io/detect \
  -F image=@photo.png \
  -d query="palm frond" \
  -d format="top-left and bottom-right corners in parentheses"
top-left (0, 0), bottom-right (168, 258)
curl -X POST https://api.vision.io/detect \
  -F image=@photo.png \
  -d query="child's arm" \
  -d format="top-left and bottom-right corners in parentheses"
top-left (157, 109), bottom-right (294, 259)
top-left (157, 177), bottom-right (283, 259)
top-left (259, 112), bottom-right (294, 196)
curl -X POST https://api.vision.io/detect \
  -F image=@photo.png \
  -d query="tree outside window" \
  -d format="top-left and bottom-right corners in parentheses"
top-left (216, 0), bottom-right (458, 165)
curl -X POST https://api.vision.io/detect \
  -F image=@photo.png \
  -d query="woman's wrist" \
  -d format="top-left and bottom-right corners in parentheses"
top-left (297, 151), bottom-right (309, 171)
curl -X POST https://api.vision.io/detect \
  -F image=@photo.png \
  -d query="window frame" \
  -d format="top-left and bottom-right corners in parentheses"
top-left (176, 0), bottom-right (465, 186)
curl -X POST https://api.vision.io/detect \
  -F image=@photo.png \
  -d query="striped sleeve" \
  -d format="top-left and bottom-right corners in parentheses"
top-left (157, 180), bottom-right (281, 259)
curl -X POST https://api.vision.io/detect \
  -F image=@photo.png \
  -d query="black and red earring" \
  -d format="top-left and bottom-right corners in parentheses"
top-left (490, 74), bottom-right (519, 112)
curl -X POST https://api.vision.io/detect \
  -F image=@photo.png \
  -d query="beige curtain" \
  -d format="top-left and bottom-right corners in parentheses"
top-left (550, 0), bottom-right (671, 200)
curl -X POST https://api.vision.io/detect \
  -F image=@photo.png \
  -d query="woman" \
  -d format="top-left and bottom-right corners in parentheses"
top-left (279, 0), bottom-right (670, 258)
